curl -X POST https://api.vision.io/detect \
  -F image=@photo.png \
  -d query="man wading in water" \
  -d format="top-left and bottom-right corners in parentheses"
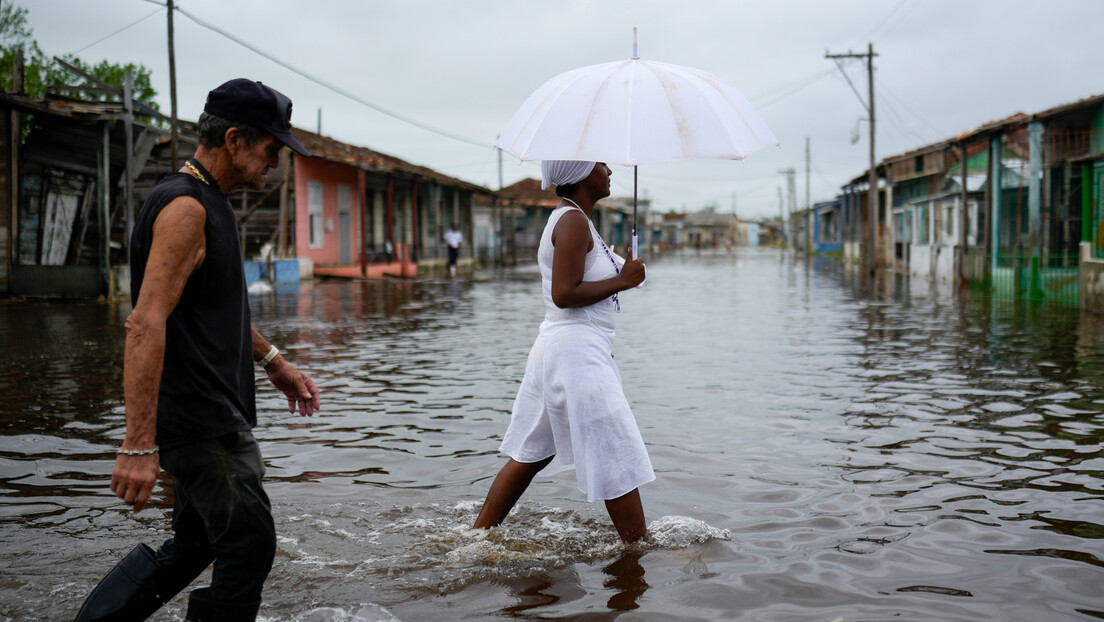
top-left (75, 79), bottom-right (320, 622)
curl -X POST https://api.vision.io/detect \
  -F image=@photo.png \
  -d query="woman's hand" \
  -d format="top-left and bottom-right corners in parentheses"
top-left (618, 248), bottom-right (646, 290)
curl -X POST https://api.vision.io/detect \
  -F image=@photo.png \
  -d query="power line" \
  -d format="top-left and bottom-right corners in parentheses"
top-left (159, 3), bottom-right (491, 149)
top-left (751, 69), bottom-right (835, 109)
top-left (831, 59), bottom-right (868, 112)
top-left (750, 68), bottom-right (835, 102)
top-left (879, 81), bottom-right (948, 138)
top-left (863, 0), bottom-right (909, 41)
top-left (69, 6), bottom-right (163, 55)
top-left (876, 92), bottom-right (932, 147)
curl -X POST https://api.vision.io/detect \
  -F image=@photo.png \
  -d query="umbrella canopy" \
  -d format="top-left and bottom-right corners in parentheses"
top-left (494, 57), bottom-right (779, 166)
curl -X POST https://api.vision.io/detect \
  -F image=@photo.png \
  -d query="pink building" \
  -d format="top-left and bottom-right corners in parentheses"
top-left (291, 129), bottom-right (490, 278)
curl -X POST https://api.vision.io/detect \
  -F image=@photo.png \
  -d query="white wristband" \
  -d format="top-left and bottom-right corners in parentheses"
top-left (258, 345), bottom-right (279, 367)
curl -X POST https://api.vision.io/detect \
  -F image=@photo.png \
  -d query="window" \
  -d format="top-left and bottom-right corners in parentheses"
top-left (337, 184), bottom-right (351, 213)
top-left (308, 181), bottom-right (324, 249)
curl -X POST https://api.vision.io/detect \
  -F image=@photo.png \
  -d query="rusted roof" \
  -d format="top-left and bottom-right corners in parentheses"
top-left (290, 128), bottom-right (491, 195)
top-left (0, 91), bottom-right (134, 120)
top-left (882, 92), bottom-right (1104, 165)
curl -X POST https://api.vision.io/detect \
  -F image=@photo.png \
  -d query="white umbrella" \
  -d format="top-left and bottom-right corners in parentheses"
top-left (495, 29), bottom-right (779, 255)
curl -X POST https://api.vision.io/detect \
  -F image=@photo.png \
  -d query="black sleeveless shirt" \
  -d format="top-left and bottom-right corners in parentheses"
top-left (129, 165), bottom-right (256, 450)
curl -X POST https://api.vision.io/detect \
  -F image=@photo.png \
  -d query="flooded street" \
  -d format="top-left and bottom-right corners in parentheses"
top-left (2, 249), bottom-right (1103, 621)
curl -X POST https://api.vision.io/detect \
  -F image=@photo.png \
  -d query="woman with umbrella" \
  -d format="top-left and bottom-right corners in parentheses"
top-left (473, 160), bottom-right (653, 543)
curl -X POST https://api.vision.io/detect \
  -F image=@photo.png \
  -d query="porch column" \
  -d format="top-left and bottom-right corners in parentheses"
top-left (386, 174), bottom-right (394, 262)
top-left (1083, 163), bottom-right (1093, 247)
top-left (1028, 122), bottom-right (1044, 297)
top-left (358, 169), bottom-right (368, 277)
top-left (410, 179), bottom-right (419, 263)
top-left (98, 122), bottom-right (110, 294)
top-left (990, 135), bottom-right (1002, 277)
top-left (958, 141), bottom-right (969, 285)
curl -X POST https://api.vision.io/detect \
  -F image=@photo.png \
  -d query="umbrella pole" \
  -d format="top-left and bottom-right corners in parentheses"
top-left (632, 165), bottom-right (639, 259)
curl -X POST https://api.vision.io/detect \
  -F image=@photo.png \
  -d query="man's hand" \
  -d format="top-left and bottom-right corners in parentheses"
top-left (110, 453), bottom-right (160, 513)
top-left (266, 358), bottom-right (320, 416)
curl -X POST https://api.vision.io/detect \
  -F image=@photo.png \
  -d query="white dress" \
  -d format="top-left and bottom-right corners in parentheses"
top-left (499, 205), bottom-right (655, 502)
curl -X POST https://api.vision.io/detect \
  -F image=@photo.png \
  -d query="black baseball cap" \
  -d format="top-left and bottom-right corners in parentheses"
top-left (204, 78), bottom-right (311, 157)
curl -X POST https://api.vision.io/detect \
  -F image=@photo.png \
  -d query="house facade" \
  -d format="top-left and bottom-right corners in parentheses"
top-left (290, 129), bottom-right (492, 279)
top-left (833, 92), bottom-right (1104, 310)
top-left (1, 91), bottom-right (161, 299)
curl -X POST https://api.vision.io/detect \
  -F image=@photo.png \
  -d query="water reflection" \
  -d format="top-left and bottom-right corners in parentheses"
top-left (1, 251), bottom-right (1103, 621)
top-left (601, 549), bottom-right (648, 611)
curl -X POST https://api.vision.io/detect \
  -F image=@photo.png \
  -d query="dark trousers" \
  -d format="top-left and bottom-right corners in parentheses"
top-left (157, 431), bottom-right (276, 604)
top-left (447, 246), bottom-right (459, 266)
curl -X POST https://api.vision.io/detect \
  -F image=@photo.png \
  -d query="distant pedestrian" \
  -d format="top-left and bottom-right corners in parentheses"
top-left (75, 79), bottom-right (320, 622)
top-left (473, 160), bottom-right (653, 543)
top-left (444, 222), bottom-right (463, 276)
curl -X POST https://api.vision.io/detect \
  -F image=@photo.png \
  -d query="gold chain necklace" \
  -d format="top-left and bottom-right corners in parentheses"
top-left (184, 160), bottom-right (210, 186)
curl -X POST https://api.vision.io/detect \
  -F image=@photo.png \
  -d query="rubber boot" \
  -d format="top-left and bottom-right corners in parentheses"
top-left (184, 588), bottom-right (260, 622)
top-left (73, 544), bottom-right (168, 621)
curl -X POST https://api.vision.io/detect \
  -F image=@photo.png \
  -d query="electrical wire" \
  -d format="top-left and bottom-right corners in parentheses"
top-left (832, 59), bottom-right (869, 113)
top-left (751, 69), bottom-right (835, 109)
top-left (879, 81), bottom-right (948, 138)
top-left (878, 90), bottom-right (931, 146)
top-left (165, 4), bottom-right (492, 150)
top-left (749, 68), bottom-right (835, 103)
top-left (863, 0), bottom-right (909, 42)
top-left (69, 6), bottom-right (163, 55)
top-left (876, 92), bottom-right (932, 147)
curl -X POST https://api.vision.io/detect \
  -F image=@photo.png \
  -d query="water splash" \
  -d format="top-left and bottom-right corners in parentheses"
top-left (284, 603), bottom-right (399, 622)
top-left (646, 515), bottom-right (732, 548)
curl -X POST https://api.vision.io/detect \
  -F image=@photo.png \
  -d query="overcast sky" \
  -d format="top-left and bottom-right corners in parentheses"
top-left (24, 0), bottom-right (1104, 219)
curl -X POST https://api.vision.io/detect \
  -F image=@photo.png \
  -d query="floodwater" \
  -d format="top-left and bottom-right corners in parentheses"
top-left (2, 249), bottom-right (1103, 621)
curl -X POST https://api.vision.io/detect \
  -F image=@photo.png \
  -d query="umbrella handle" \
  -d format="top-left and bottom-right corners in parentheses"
top-left (632, 233), bottom-right (639, 260)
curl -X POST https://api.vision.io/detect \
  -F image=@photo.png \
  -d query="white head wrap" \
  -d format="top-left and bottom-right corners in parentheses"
top-left (541, 160), bottom-right (596, 190)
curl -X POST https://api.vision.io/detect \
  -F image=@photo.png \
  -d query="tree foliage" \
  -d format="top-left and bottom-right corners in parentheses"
top-left (0, 2), bottom-right (159, 115)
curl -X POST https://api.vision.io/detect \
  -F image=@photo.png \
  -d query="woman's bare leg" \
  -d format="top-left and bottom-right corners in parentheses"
top-left (473, 456), bottom-right (554, 529)
top-left (605, 488), bottom-right (646, 543)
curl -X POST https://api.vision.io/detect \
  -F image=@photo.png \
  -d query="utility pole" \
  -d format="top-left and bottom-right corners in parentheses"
top-left (496, 144), bottom-right (503, 264)
top-left (826, 43), bottom-right (878, 277)
top-left (167, 0), bottom-right (179, 171)
top-left (805, 137), bottom-right (812, 253)
top-left (777, 186), bottom-right (786, 247)
top-left (779, 167), bottom-right (796, 248)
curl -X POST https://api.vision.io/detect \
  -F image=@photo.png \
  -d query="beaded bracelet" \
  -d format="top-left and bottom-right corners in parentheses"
top-left (117, 446), bottom-right (159, 456)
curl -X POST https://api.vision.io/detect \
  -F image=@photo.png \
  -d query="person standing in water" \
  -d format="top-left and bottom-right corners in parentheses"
top-left (473, 160), bottom-right (653, 542)
top-left (443, 222), bottom-right (463, 276)
top-left (75, 79), bottom-right (320, 622)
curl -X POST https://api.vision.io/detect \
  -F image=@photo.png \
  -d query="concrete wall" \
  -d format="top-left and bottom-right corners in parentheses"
top-left (1081, 242), bottom-right (1104, 314)
top-left (909, 245), bottom-right (932, 280)
top-left (934, 244), bottom-right (956, 283)
top-left (908, 243), bottom-right (957, 283)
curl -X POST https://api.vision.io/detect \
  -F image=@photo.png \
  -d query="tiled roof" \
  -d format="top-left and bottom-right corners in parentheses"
top-left (290, 128), bottom-right (492, 195)
top-left (497, 178), bottom-right (560, 207)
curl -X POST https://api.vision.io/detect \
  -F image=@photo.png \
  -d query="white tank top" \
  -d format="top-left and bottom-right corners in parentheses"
top-left (537, 204), bottom-right (623, 334)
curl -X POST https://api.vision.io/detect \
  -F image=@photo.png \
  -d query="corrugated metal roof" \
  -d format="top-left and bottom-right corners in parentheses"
top-left (0, 91), bottom-right (134, 120)
top-left (882, 92), bottom-right (1104, 164)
